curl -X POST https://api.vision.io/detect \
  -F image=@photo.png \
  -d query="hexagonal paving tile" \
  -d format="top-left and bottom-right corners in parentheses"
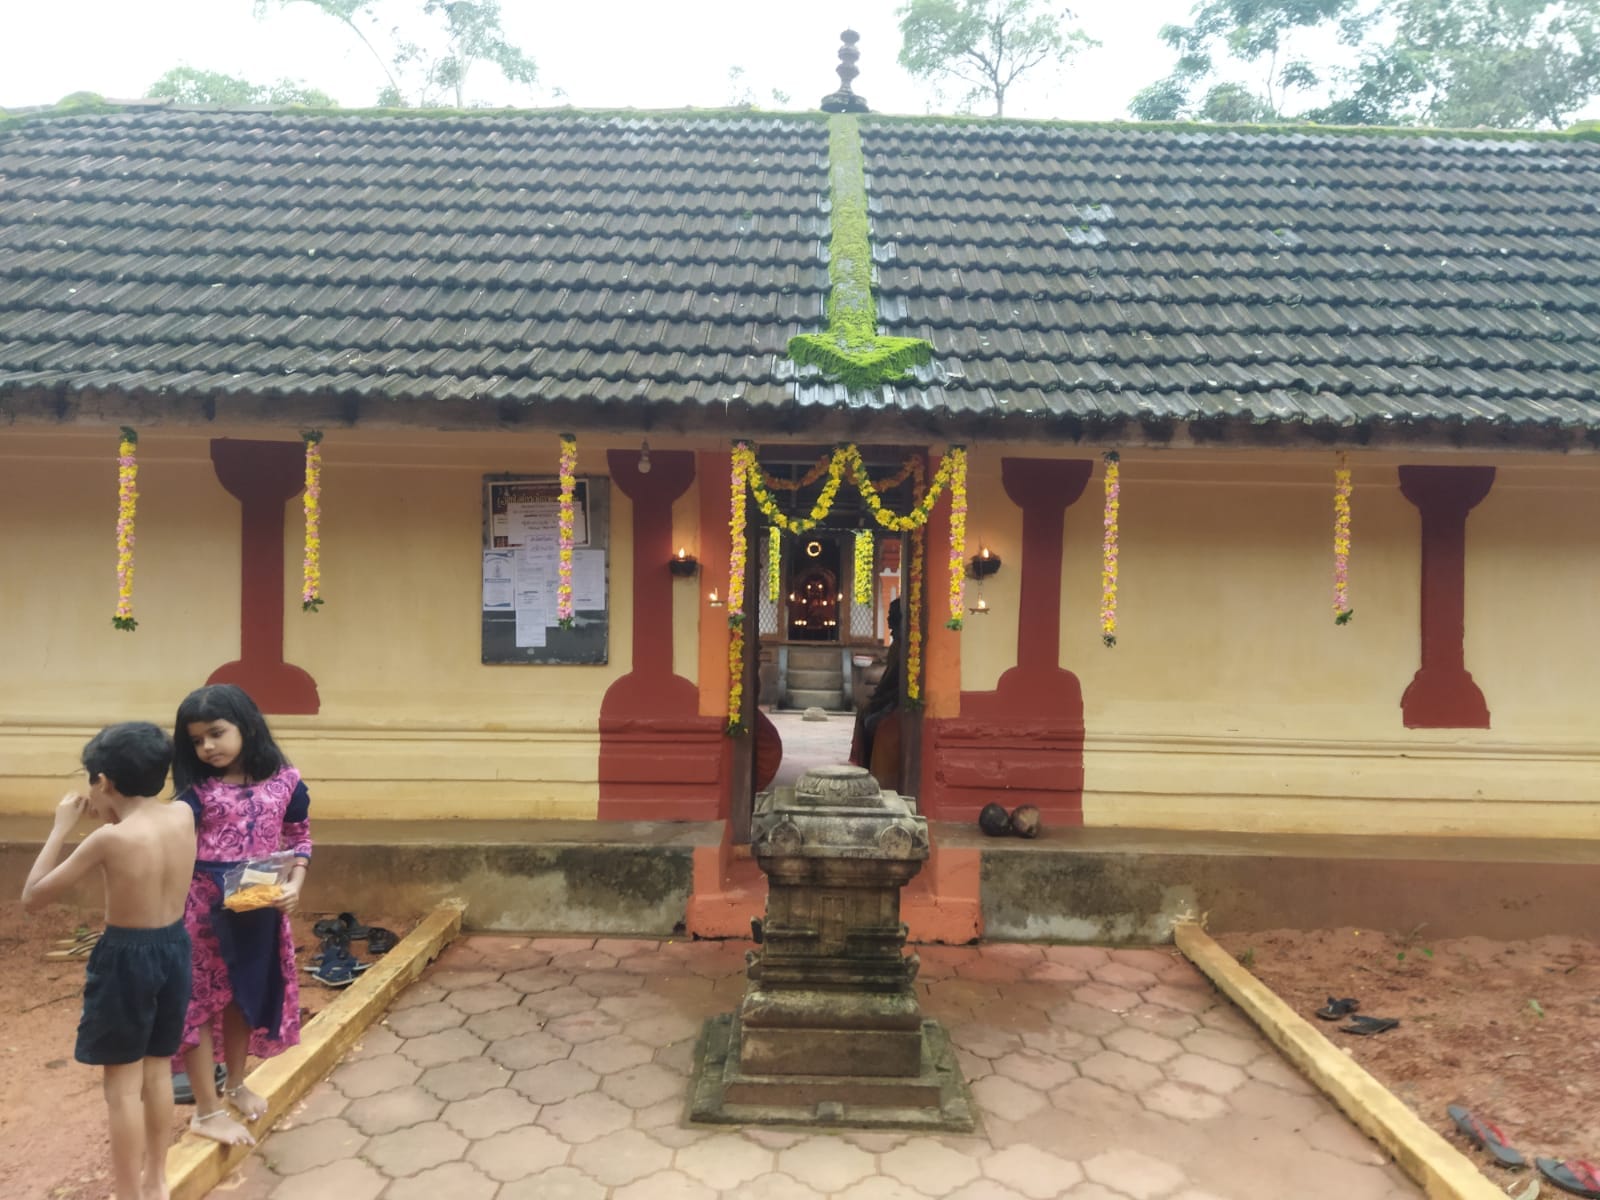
top-left (466, 1004), bottom-right (550, 1042)
top-left (417, 1056), bottom-right (512, 1101)
top-left (1122, 1003), bottom-right (1201, 1040)
top-left (574, 969), bottom-right (641, 996)
top-left (603, 1061), bottom-right (686, 1108)
top-left (970, 1074), bottom-right (1050, 1122)
top-left (259, 1117), bottom-right (368, 1176)
top-left (1166, 1053), bottom-right (1247, 1096)
top-left (1048, 1001), bottom-right (1124, 1039)
top-left (488, 1028), bottom-right (571, 1070)
top-left (330, 1053), bottom-right (422, 1100)
top-left (880, 1141), bottom-right (982, 1196)
top-left (385, 1001), bottom-right (466, 1039)
top-left (1142, 1080), bottom-right (1230, 1121)
top-left (381, 1159), bottom-right (499, 1200)
top-left (834, 1179), bottom-right (929, 1200)
top-left (738, 1171), bottom-right (829, 1200)
top-left (775, 1136), bottom-right (878, 1193)
top-left (675, 1131), bottom-right (775, 1189)
top-left (387, 981), bottom-right (448, 1011)
top-left (613, 1168), bottom-right (719, 1200)
top-left (1080, 1050), bottom-right (1165, 1094)
top-left (982, 1143), bottom-right (1085, 1198)
top-left (1104, 1027), bottom-right (1183, 1065)
top-left (464, 1124), bottom-right (572, 1180)
top-left (513, 1058), bottom-right (600, 1104)
top-left (447, 981), bottom-right (523, 1014)
top-left (497, 1165), bottom-right (607, 1200)
top-left (545, 1009), bottom-right (627, 1045)
top-left (1073, 981), bottom-right (1142, 1014)
top-left (991, 1048), bottom-right (1078, 1092)
top-left (571, 1035), bottom-right (654, 1074)
top-left (523, 985), bottom-right (600, 1020)
top-left (399, 1026), bottom-right (486, 1068)
top-left (540, 1089), bottom-right (635, 1144)
top-left (427, 967), bottom-right (503, 991)
top-left (364, 1119), bottom-right (468, 1178)
top-left (1143, 983), bottom-right (1216, 1014)
top-left (550, 947), bottom-right (619, 972)
top-left (627, 1009), bottom-right (705, 1047)
top-left (944, 1181), bottom-right (1034, 1200)
top-left (1093, 962), bottom-right (1160, 991)
top-left (342, 1084), bottom-right (445, 1136)
top-left (440, 1087), bottom-right (542, 1138)
top-left (503, 966), bottom-right (574, 994)
top-left (1180, 1027), bottom-right (1260, 1067)
top-left (265, 1155), bottom-right (385, 1200)
top-left (569, 1127), bottom-right (675, 1186)
top-left (345, 1024), bottom-right (403, 1059)
top-left (1082, 1148), bottom-right (1189, 1200)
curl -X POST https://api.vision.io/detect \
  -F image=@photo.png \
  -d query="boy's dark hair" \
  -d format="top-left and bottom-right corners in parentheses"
top-left (172, 684), bottom-right (287, 793)
top-left (82, 722), bottom-right (173, 799)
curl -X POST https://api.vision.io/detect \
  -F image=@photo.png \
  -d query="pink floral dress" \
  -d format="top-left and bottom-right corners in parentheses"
top-left (174, 766), bottom-right (310, 1063)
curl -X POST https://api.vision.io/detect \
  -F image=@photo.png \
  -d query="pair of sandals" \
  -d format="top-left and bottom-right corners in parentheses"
top-left (1448, 1104), bottom-right (1600, 1197)
top-left (308, 913), bottom-right (395, 987)
top-left (1313, 995), bottom-right (1400, 1035)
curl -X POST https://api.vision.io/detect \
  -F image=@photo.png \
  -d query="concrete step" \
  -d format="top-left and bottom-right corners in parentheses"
top-left (785, 687), bottom-right (847, 710)
top-left (787, 667), bottom-right (843, 690)
top-left (787, 646), bottom-right (842, 671)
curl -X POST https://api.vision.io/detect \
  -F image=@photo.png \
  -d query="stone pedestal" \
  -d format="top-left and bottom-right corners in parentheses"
top-left (688, 766), bottom-right (976, 1130)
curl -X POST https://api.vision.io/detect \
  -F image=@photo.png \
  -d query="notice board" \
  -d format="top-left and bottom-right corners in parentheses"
top-left (481, 475), bottom-right (610, 665)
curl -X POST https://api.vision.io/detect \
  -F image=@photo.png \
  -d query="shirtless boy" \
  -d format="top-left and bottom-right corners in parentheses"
top-left (22, 722), bottom-right (197, 1200)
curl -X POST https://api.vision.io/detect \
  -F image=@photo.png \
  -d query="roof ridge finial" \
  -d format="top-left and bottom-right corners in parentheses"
top-left (820, 29), bottom-right (870, 114)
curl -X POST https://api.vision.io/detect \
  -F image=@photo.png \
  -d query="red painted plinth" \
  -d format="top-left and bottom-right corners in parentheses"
top-left (923, 457), bottom-right (1093, 825)
top-left (598, 448), bottom-right (727, 821)
top-left (1398, 465), bottom-right (1494, 729)
top-left (206, 439), bottom-right (320, 715)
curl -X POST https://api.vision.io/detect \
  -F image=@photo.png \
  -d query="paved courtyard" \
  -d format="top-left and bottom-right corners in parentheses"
top-left (217, 936), bottom-right (1422, 1200)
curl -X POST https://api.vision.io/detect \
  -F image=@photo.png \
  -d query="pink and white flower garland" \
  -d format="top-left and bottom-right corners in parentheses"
top-left (1333, 451), bottom-right (1353, 624)
top-left (557, 434), bottom-right (577, 629)
top-left (113, 427), bottom-right (139, 631)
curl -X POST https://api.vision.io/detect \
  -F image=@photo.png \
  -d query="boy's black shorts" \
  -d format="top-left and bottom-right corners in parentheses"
top-left (75, 920), bottom-right (192, 1066)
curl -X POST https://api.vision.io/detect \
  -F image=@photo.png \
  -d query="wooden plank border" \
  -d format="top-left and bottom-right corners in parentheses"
top-left (168, 901), bottom-right (465, 1200)
top-left (1174, 921), bottom-right (1506, 1200)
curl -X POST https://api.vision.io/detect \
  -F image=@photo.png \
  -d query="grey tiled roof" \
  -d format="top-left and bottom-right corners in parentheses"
top-left (859, 120), bottom-right (1600, 431)
top-left (2, 107), bottom-right (1598, 434)
top-left (0, 110), bottom-right (828, 409)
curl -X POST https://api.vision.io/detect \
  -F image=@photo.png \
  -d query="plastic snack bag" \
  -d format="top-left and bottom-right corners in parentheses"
top-left (221, 851), bottom-right (297, 912)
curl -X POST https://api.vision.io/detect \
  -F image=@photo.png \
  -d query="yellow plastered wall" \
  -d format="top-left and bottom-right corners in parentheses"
top-left (0, 425), bottom-right (710, 822)
top-left (958, 445), bottom-right (1600, 839)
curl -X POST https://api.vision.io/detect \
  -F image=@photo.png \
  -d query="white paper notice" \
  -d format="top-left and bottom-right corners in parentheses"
top-left (514, 608), bottom-right (548, 648)
top-left (482, 550), bottom-right (514, 611)
top-left (571, 549), bottom-right (606, 611)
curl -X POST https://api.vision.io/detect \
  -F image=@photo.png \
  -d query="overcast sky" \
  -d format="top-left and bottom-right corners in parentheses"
top-left (3, 0), bottom-right (1211, 119)
top-left (4, 0), bottom-right (1596, 123)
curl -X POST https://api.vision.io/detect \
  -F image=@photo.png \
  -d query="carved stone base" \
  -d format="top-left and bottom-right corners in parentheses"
top-left (688, 1013), bottom-right (977, 1132)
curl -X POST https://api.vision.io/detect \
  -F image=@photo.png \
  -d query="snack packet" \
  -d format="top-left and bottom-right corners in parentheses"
top-left (221, 851), bottom-right (297, 913)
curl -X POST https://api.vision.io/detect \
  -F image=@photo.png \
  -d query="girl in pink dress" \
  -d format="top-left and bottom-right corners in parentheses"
top-left (171, 684), bottom-right (310, 1147)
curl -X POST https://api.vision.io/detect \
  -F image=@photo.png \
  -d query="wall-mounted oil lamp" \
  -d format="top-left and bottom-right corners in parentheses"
top-left (969, 596), bottom-right (991, 616)
top-left (669, 546), bottom-right (699, 577)
top-left (707, 588), bottom-right (723, 608)
top-left (968, 545), bottom-right (1002, 580)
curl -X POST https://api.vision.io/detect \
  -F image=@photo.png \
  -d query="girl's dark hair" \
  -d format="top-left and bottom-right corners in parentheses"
top-left (172, 684), bottom-right (288, 793)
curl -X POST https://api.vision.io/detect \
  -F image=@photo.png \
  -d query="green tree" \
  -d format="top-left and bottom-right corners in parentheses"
top-left (897, 0), bottom-right (1097, 117)
top-left (146, 66), bottom-right (335, 107)
top-left (256, 0), bottom-right (536, 108)
top-left (1131, 0), bottom-right (1600, 129)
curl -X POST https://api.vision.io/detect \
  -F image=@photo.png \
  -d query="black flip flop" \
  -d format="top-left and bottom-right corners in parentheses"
top-left (312, 912), bottom-right (372, 940)
top-left (1446, 1104), bottom-right (1526, 1168)
top-left (365, 927), bottom-right (397, 955)
top-left (309, 946), bottom-right (360, 988)
top-left (1314, 996), bottom-right (1360, 1021)
top-left (1340, 1015), bottom-right (1399, 1035)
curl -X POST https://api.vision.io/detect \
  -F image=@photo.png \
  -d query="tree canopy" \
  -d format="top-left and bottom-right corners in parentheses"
top-left (1130, 0), bottom-right (1600, 129)
top-left (897, 0), bottom-right (1097, 117)
top-left (145, 67), bottom-right (334, 107)
top-left (255, 0), bottom-right (536, 108)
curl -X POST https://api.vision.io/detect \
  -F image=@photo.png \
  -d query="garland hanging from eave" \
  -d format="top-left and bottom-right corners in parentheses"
top-left (301, 431), bottom-right (324, 613)
top-left (113, 428), bottom-right (139, 631)
top-left (1100, 451), bottom-right (1119, 647)
top-left (1333, 451), bottom-right (1353, 625)
top-left (557, 434), bottom-right (577, 629)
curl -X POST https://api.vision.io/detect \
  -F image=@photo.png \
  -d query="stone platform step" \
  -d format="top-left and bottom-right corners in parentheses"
top-left (786, 646), bottom-right (842, 671)
top-left (785, 687), bottom-right (847, 710)
top-left (787, 667), bottom-right (842, 691)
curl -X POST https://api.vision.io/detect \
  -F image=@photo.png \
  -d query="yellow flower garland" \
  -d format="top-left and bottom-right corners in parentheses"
top-left (301, 431), bottom-right (324, 613)
top-left (112, 428), bottom-right (138, 631)
top-left (945, 447), bottom-right (967, 630)
top-left (747, 447), bottom-right (849, 534)
top-left (727, 444), bottom-right (753, 734)
top-left (1333, 452), bottom-right (1353, 625)
top-left (557, 434), bottom-right (577, 629)
top-left (1100, 451), bottom-right (1119, 647)
top-left (852, 529), bottom-right (873, 605)
top-left (767, 525), bottom-right (781, 602)
top-left (849, 447), bottom-right (953, 532)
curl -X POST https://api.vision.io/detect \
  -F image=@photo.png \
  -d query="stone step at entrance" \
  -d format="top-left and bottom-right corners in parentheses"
top-left (787, 645), bottom-right (842, 671)
top-left (779, 643), bottom-right (849, 711)
top-left (787, 667), bottom-right (842, 691)
top-left (787, 687), bottom-right (846, 710)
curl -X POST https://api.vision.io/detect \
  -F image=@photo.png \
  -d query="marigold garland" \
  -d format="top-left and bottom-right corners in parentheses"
top-left (852, 529), bottom-right (874, 605)
top-left (747, 447), bottom-right (849, 535)
top-left (300, 431), bottom-right (324, 613)
top-left (905, 499), bottom-right (926, 709)
top-left (1100, 451), bottom-right (1120, 648)
top-left (1333, 451), bottom-right (1353, 625)
top-left (556, 434), bottom-right (577, 629)
top-left (850, 448), bottom-right (954, 532)
top-left (945, 446), bottom-right (968, 630)
top-left (767, 525), bottom-right (781, 602)
top-left (112, 427), bottom-right (138, 631)
top-left (726, 444), bottom-right (753, 734)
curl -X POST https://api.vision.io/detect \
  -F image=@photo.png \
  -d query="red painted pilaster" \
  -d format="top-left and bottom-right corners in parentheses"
top-left (1398, 465), bottom-right (1494, 729)
top-left (206, 439), bottom-right (320, 715)
top-left (598, 449), bottom-right (726, 820)
top-left (924, 457), bottom-right (1093, 824)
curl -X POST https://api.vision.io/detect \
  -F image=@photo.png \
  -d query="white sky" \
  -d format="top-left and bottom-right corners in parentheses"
top-left (3, 0), bottom-right (1595, 123)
